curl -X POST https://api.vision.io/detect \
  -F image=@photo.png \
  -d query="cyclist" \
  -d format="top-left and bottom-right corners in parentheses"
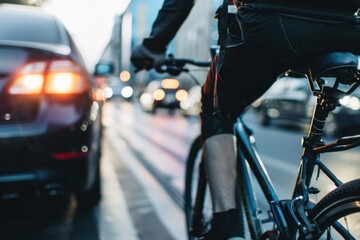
top-left (131, 0), bottom-right (360, 239)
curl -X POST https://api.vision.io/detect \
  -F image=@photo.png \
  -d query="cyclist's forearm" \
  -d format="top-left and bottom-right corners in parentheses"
top-left (143, 0), bottom-right (195, 52)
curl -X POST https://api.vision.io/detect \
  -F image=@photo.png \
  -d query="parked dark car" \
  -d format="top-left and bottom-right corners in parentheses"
top-left (139, 78), bottom-right (190, 114)
top-left (252, 76), bottom-right (360, 137)
top-left (0, 5), bottom-right (102, 207)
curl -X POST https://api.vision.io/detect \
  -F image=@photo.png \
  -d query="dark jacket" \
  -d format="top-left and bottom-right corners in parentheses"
top-left (143, 0), bottom-right (360, 52)
top-left (142, 0), bottom-right (195, 52)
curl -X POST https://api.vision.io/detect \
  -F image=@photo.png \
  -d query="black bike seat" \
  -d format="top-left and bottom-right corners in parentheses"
top-left (310, 52), bottom-right (359, 82)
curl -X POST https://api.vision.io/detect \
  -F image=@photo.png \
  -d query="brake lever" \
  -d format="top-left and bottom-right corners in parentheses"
top-left (155, 56), bottom-right (187, 76)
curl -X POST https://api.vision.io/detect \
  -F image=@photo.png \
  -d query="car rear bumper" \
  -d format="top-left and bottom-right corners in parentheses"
top-left (0, 155), bottom-right (97, 199)
top-left (0, 103), bottom-right (102, 197)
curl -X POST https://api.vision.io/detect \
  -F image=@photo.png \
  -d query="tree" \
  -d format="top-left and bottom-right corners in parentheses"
top-left (0, 0), bottom-right (46, 7)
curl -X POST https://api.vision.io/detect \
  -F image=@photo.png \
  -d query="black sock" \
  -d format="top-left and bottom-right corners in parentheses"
top-left (211, 208), bottom-right (244, 238)
top-left (212, 209), bottom-right (239, 225)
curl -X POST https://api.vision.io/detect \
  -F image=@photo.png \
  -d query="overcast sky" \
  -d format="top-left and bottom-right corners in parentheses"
top-left (42, 0), bottom-right (130, 71)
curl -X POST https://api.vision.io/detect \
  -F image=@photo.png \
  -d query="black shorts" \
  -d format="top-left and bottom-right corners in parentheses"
top-left (201, 8), bottom-right (360, 119)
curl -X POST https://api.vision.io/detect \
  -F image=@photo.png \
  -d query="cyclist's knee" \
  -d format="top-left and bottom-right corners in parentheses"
top-left (201, 113), bottom-right (236, 144)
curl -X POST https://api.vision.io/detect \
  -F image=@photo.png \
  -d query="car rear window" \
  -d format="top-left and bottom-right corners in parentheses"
top-left (0, 9), bottom-right (64, 44)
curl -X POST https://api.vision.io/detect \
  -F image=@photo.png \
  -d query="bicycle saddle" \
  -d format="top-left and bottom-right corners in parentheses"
top-left (310, 52), bottom-right (360, 84)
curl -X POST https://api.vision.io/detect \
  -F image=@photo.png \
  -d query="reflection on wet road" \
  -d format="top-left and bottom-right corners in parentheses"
top-left (1, 100), bottom-right (359, 239)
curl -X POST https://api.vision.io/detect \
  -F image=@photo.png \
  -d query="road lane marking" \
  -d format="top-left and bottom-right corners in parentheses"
top-left (99, 142), bottom-right (139, 240)
top-left (106, 129), bottom-right (187, 240)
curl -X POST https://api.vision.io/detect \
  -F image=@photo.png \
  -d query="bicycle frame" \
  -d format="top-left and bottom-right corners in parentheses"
top-left (234, 74), bottom-right (360, 239)
top-left (235, 117), bottom-right (294, 239)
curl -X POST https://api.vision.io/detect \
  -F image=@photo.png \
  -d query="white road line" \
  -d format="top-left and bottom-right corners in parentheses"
top-left (106, 129), bottom-right (187, 240)
top-left (99, 142), bottom-right (139, 240)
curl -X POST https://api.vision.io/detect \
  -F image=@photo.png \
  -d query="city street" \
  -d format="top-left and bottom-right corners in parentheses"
top-left (1, 99), bottom-right (359, 240)
top-left (0, 1), bottom-right (359, 240)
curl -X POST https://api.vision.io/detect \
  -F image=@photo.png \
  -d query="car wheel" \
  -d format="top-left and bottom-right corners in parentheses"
top-left (258, 108), bottom-right (271, 126)
top-left (76, 160), bottom-right (101, 209)
top-left (323, 113), bottom-right (339, 137)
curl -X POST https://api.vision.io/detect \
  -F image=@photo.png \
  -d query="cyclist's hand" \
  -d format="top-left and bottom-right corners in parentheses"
top-left (130, 44), bottom-right (165, 71)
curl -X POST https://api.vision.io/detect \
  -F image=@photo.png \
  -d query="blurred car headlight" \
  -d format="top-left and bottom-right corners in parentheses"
top-left (153, 89), bottom-right (166, 101)
top-left (161, 78), bottom-right (179, 89)
top-left (121, 86), bottom-right (134, 98)
top-left (119, 71), bottom-right (131, 82)
top-left (268, 108), bottom-right (280, 118)
top-left (180, 99), bottom-right (192, 110)
top-left (339, 96), bottom-right (360, 111)
top-left (140, 93), bottom-right (154, 105)
top-left (103, 87), bottom-right (114, 99)
top-left (175, 89), bottom-right (188, 101)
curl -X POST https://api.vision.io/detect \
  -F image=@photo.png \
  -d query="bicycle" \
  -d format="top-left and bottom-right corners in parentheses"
top-left (158, 52), bottom-right (360, 239)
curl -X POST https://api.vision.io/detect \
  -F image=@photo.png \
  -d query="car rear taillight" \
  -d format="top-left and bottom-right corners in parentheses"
top-left (8, 62), bottom-right (46, 94)
top-left (8, 60), bottom-right (89, 95)
top-left (45, 72), bottom-right (85, 94)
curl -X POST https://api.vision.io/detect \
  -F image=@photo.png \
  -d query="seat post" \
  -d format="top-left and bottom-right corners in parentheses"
top-left (307, 91), bottom-right (338, 144)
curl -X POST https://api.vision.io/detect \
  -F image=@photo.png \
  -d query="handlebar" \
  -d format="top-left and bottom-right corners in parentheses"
top-left (156, 54), bottom-right (211, 76)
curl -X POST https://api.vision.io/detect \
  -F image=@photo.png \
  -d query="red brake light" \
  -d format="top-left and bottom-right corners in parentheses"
top-left (51, 151), bottom-right (88, 160)
top-left (45, 72), bottom-right (84, 94)
top-left (8, 62), bottom-right (46, 94)
top-left (8, 74), bottom-right (44, 94)
top-left (8, 60), bottom-right (89, 95)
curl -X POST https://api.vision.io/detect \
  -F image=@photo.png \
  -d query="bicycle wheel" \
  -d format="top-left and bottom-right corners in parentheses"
top-left (308, 178), bottom-right (360, 239)
top-left (184, 136), bottom-right (212, 239)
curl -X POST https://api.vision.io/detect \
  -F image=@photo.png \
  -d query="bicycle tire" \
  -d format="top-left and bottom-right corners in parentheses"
top-left (308, 178), bottom-right (360, 239)
top-left (184, 136), bottom-right (212, 239)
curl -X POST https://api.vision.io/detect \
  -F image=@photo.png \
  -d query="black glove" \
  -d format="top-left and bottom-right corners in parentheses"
top-left (130, 44), bottom-right (166, 71)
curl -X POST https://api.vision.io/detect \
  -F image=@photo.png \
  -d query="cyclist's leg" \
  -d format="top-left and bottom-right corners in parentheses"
top-left (203, 134), bottom-right (237, 212)
top-left (201, 55), bottom-right (238, 214)
top-left (200, 46), bottom-right (284, 239)
top-left (200, 55), bottom-right (243, 239)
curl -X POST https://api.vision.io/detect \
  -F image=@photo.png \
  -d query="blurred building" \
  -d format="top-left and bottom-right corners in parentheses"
top-left (98, 0), bottom-right (222, 89)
